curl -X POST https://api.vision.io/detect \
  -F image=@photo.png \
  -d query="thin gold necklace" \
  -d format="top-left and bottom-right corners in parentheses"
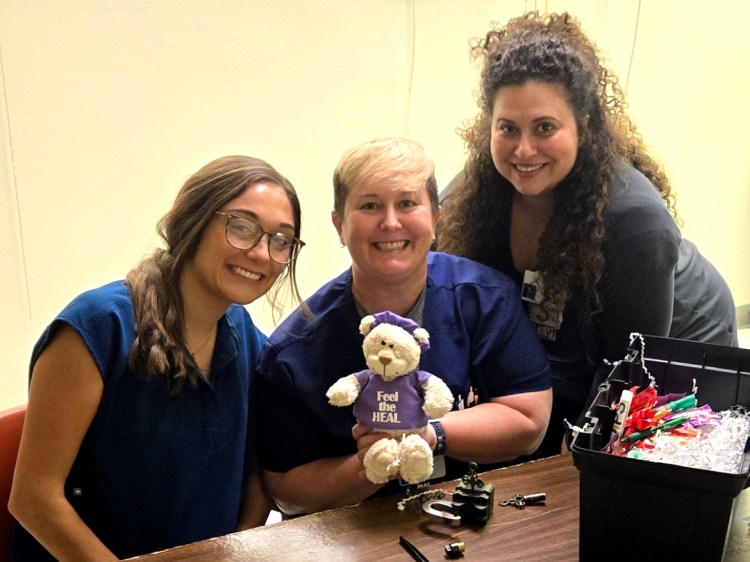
top-left (189, 325), bottom-right (216, 357)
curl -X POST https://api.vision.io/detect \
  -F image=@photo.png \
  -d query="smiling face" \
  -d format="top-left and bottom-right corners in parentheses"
top-left (181, 182), bottom-right (294, 313)
top-left (332, 176), bottom-right (440, 288)
top-left (490, 80), bottom-right (581, 200)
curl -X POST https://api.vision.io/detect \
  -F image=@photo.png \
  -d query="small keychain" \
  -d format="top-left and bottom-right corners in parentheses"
top-left (499, 492), bottom-right (546, 510)
top-left (397, 489), bottom-right (445, 512)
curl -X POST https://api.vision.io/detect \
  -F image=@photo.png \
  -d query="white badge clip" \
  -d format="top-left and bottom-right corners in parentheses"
top-left (521, 270), bottom-right (544, 304)
top-left (522, 270), bottom-right (563, 338)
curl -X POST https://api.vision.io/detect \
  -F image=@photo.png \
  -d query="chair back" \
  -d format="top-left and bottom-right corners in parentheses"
top-left (0, 405), bottom-right (26, 562)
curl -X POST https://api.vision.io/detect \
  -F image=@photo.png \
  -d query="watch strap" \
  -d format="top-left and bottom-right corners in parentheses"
top-left (429, 419), bottom-right (446, 455)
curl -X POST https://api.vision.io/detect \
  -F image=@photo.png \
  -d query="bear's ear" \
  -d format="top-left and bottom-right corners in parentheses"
top-left (359, 315), bottom-right (376, 336)
top-left (412, 327), bottom-right (430, 349)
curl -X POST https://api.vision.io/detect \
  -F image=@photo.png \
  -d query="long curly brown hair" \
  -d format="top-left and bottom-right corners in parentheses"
top-left (437, 11), bottom-right (677, 319)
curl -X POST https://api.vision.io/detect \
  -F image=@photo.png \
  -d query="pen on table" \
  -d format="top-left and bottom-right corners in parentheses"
top-left (620, 415), bottom-right (689, 443)
top-left (399, 536), bottom-right (430, 562)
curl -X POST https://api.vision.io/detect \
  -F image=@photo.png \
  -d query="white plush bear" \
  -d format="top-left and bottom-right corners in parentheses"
top-left (326, 311), bottom-right (454, 484)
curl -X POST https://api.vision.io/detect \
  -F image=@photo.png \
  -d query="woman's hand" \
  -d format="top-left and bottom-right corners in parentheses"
top-left (352, 423), bottom-right (386, 466)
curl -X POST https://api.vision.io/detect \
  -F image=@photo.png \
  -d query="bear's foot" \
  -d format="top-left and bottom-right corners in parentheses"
top-left (398, 434), bottom-right (434, 484)
top-left (363, 438), bottom-right (400, 484)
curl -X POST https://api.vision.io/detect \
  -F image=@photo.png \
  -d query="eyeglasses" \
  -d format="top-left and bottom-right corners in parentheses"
top-left (214, 211), bottom-right (305, 264)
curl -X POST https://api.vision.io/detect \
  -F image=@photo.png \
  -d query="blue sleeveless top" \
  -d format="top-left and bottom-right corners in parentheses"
top-left (12, 280), bottom-right (265, 560)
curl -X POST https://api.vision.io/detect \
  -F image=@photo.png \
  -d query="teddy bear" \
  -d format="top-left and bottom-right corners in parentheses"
top-left (326, 311), bottom-right (454, 484)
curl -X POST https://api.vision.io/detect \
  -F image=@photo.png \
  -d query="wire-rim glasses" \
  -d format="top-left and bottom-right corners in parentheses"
top-left (214, 211), bottom-right (305, 264)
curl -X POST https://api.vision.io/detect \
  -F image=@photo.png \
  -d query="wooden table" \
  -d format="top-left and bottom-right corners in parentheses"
top-left (128, 453), bottom-right (750, 561)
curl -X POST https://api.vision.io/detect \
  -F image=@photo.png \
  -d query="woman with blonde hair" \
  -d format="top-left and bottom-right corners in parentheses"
top-left (255, 136), bottom-right (551, 515)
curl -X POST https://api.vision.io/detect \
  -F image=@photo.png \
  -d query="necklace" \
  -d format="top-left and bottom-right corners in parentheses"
top-left (189, 325), bottom-right (216, 358)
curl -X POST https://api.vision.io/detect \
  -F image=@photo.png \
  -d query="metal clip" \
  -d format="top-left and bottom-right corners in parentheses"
top-left (422, 499), bottom-right (462, 526)
top-left (422, 462), bottom-right (497, 526)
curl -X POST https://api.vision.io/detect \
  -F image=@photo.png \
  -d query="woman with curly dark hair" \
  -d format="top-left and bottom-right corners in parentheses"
top-left (437, 11), bottom-right (737, 458)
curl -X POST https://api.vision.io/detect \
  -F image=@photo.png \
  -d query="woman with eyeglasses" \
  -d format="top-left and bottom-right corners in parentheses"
top-left (9, 155), bottom-right (306, 560)
top-left (254, 136), bottom-right (551, 516)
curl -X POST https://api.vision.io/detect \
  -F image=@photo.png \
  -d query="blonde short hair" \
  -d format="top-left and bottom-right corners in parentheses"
top-left (332, 136), bottom-right (439, 219)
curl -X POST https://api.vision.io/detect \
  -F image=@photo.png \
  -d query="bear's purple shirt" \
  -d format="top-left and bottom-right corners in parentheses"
top-left (352, 369), bottom-right (433, 430)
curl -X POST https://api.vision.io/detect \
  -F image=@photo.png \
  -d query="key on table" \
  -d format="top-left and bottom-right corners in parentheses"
top-left (500, 493), bottom-right (546, 509)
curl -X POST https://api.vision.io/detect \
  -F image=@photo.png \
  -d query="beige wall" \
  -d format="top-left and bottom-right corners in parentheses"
top-left (1, 0), bottom-right (748, 411)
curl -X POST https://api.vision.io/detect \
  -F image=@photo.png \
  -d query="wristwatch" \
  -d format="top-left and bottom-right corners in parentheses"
top-left (429, 419), bottom-right (447, 455)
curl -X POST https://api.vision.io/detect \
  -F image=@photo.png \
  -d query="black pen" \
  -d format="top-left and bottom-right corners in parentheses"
top-left (399, 535), bottom-right (430, 562)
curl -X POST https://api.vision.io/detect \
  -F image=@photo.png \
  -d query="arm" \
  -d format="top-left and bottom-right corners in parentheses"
top-left (355, 389), bottom-right (552, 466)
top-left (595, 170), bottom-right (681, 360)
top-left (430, 389), bottom-right (552, 463)
top-left (423, 260), bottom-right (552, 463)
top-left (8, 325), bottom-right (117, 562)
top-left (326, 374), bottom-right (361, 407)
top-left (236, 465), bottom-right (274, 530)
top-left (598, 229), bottom-right (678, 360)
top-left (421, 375), bottom-right (454, 418)
top-left (262, 453), bottom-right (384, 515)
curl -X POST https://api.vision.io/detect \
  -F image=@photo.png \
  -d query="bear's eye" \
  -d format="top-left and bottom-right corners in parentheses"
top-left (379, 340), bottom-right (394, 348)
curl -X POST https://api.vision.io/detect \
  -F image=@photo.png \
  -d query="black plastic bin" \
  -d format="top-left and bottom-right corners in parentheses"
top-left (571, 335), bottom-right (750, 562)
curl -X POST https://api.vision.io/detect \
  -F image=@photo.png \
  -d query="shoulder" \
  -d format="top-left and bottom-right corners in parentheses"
top-left (427, 252), bottom-right (515, 290)
top-left (607, 166), bottom-right (674, 222)
top-left (257, 270), bottom-right (365, 385)
top-left (439, 170), bottom-right (465, 205)
top-left (605, 165), bottom-right (680, 243)
top-left (266, 268), bottom-right (355, 349)
top-left (425, 252), bottom-right (522, 328)
top-left (224, 304), bottom-right (266, 350)
top-left (33, 280), bottom-right (135, 377)
top-left (58, 280), bottom-right (134, 328)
